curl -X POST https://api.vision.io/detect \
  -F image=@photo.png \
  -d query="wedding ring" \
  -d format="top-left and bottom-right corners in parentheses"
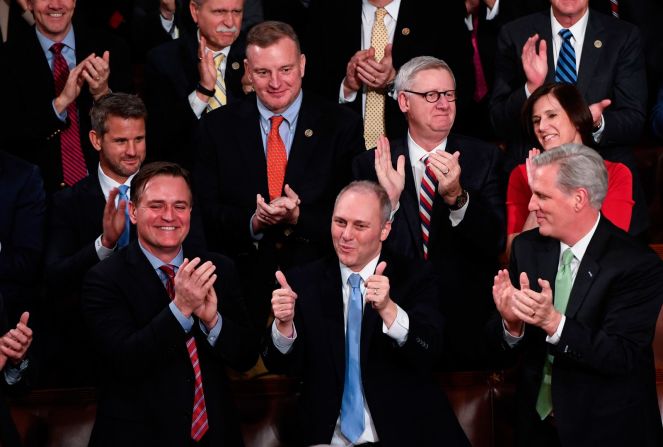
top-left (531, 310), bottom-right (536, 317)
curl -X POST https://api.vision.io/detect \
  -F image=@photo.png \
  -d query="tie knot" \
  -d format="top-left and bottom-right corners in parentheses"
top-left (561, 248), bottom-right (574, 267)
top-left (214, 52), bottom-right (225, 70)
top-left (159, 264), bottom-right (176, 280)
top-left (50, 42), bottom-right (65, 55)
top-left (375, 7), bottom-right (387, 21)
top-left (270, 115), bottom-right (285, 130)
top-left (118, 184), bottom-right (129, 196)
top-left (348, 273), bottom-right (362, 289)
top-left (559, 28), bottom-right (573, 41)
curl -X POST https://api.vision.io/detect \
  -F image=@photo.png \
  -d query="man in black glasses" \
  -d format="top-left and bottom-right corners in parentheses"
top-left (353, 55), bottom-right (505, 370)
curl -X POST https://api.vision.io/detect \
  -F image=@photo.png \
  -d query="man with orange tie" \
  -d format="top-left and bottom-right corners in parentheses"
top-left (194, 21), bottom-right (364, 329)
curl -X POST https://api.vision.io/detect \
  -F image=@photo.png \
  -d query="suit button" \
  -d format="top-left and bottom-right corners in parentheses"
top-left (60, 182), bottom-right (66, 188)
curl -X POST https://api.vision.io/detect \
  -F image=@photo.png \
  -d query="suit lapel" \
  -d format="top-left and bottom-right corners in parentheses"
top-left (539, 12), bottom-right (555, 84)
top-left (537, 237), bottom-right (560, 297)
top-left (565, 219), bottom-right (606, 317)
top-left (392, 138), bottom-right (424, 257)
top-left (575, 11), bottom-right (603, 96)
top-left (321, 258), bottom-right (346, 384)
top-left (284, 94), bottom-right (320, 188)
top-left (125, 242), bottom-right (172, 315)
top-left (237, 99), bottom-right (269, 197)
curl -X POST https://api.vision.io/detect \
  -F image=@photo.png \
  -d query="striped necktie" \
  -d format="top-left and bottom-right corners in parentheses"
top-left (419, 155), bottom-right (438, 260)
top-left (554, 29), bottom-right (577, 84)
top-left (207, 53), bottom-right (227, 111)
top-left (158, 265), bottom-right (210, 441)
top-left (363, 7), bottom-right (388, 149)
top-left (610, 0), bottom-right (619, 18)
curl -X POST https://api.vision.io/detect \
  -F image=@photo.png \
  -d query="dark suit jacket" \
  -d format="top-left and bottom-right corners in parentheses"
top-left (489, 217), bottom-right (663, 446)
top-left (303, 0), bottom-right (475, 138)
top-left (82, 242), bottom-right (257, 447)
top-left (353, 134), bottom-right (504, 369)
top-left (0, 151), bottom-right (45, 324)
top-left (0, 0), bottom-right (33, 48)
top-left (194, 92), bottom-right (364, 326)
top-left (262, 252), bottom-right (470, 447)
top-left (144, 33), bottom-right (246, 168)
top-left (0, 21), bottom-right (132, 192)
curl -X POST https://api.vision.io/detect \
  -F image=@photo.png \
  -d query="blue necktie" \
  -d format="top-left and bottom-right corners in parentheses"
top-left (117, 184), bottom-right (130, 248)
top-left (340, 273), bottom-right (365, 442)
top-left (555, 29), bottom-right (577, 84)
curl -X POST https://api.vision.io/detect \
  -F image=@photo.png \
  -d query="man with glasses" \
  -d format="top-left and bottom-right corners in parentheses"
top-left (353, 56), bottom-right (505, 370)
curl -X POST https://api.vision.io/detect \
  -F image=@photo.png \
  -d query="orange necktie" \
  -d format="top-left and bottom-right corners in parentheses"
top-left (267, 115), bottom-right (287, 200)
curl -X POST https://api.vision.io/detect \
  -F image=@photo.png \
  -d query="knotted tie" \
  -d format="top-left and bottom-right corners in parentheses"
top-left (206, 53), bottom-right (227, 111)
top-left (363, 7), bottom-right (388, 149)
top-left (554, 29), bottom-right (577, 84)
top-left (535, 248), bottom-right (575, 420)
top-left (158, 265), bottom-right (210, 441)
top-left (340, 273), bottom-right (365, 442)
top-left (266, 115), bottom-right (287, 201)
top-left (50, 42), bottom-right (87, 186)
top-left (117, 185), bottom-right (130, 248)
top-left (419, 155), bottom-right (438, 260)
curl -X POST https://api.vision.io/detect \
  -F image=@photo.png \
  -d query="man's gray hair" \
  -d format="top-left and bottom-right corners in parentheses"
top-left (335, 181), bottom-right (392, 226)
top-left (394, 56), bottom-right (455, 93)
top-left (532, 143), bottom-right (608, 209)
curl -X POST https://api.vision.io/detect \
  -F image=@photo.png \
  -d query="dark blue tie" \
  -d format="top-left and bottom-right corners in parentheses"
top-left (340, 273), bottom-right (365, 442)
top-left (555, 29), bottom-right (577, 84)
top-left (117, 184), bottom-right (130, 248)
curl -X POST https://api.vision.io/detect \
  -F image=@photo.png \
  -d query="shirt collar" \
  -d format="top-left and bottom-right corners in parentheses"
top-left (550, 6), bottom-right (589, 42)
top-left (138, 241), bottom-right (184, 271)
top-left (407, 131), bottom-right (447, 164)
top-left (362, 0), bottom-right (401, 21)
top-left (339, 253), bottom-right (381, 286)
top-left (97, 164), bottom-right (136, 200)
top-left (560, 212), bottom-right (600, 264)
top-left (257, 89), bottom-right (303, 125)
top-left (36, 25), bottom-right (75, 54)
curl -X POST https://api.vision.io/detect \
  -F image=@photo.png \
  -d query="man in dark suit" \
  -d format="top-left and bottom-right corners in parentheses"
top-left (0, 0), bottom-right (131, 193)
top-left (491, 143), bottom-right (663, 446)
top-left (303, 0), bottom-right (474, 147)
top-left (194, 21), bottom-right (364, 329)
top-left (43, 93), bottom-right (146, 386)
top-left (144, 0), bottom-right (247, 168)
top-left (489, 0), bottom-right (648, 236)
top-left (0, 150), bottom-right (45, 326)
top-left (353, 56), bottom-right (504, 369)
top-left (263, 181), bottom-right (469, 446)
top-left (82, 162), bottom-right (257, 446)
top-left (0, 0), bottom-right (33, 48)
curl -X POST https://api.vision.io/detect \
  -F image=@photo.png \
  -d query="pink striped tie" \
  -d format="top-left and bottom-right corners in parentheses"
top-left (419, 156), bottom-right (438, 260)
top-left (50, 43), bottom-right (87, 186)
top-left (159, 265), bottom-right (209, 441)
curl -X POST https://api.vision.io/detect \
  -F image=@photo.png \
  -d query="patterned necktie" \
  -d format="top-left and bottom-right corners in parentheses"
top-left (50, 42), bottom-right (88, 186)
top-left (471, 15), bottom-right (488, 102)
top-left (117, 185), bottom-right (130, 248)
top-left (266, 115), bottom-right (287, 201)
top-left (554, 29), bottom-right (577, 84)
top-left (206, 53), bottom-right (227, 111)
top-left (158, 265), bottom-right (210, 441)
top-left (341, 273), bottom-right (365, 443)
top-left (536, 248), bottom-right (575, 420)
top-left (419, 155), bottom-right (438, 260)
top-left (610, 0), bottom-right (619, 18)
top-left (363, 7), bottom-right (388, 149)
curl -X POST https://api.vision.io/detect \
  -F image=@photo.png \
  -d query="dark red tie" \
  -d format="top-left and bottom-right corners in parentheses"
top-left (50, 42), bottom-right (87, 186)
top-left (471, 15), bottom-right (488, 102)
top-left (158, 265), bottom-right (210, 441)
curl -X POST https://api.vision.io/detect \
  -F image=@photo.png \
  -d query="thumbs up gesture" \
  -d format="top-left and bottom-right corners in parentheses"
top-left (272, 270), bottom-right (298, 336)
top-left (365, 261), bottom-right (398, 327)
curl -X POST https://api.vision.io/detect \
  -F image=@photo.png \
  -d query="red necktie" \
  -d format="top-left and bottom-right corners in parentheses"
top-left (419, 156), bottom-right (438, 260)
top-left (267, 115), bottom-right (287, 201)
top-left (50, 42), bottom-right (87, 186)
top-left (158, 265), bottom-right (210, 441)
top-left (609, 0), bottom-right (619, 18)
top-left (471, 15), bottom-right (488, 102)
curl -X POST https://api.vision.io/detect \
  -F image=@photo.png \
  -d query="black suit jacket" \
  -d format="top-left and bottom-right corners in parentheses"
top-left (144, 33), bottom-right (246, 168)
top-left (194, 92), bottom-right (363, 326)
top-left (489, 217), bottom-right (663, 446)
top-left (303, 0), bottom-right (475, 138)
top-left (82, 242), bottom-right (257, 447)
top-left (353, 134), bottom-right (504, 369)
top-left (262, 252), bottom-right (470, 446)
top-left (0, 151), bottom-right (45, 324)
top-left (0, 22), bottom-right (132, 192)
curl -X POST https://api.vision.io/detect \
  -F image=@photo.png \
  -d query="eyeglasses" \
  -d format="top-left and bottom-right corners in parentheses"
top-left (404, 89), bottom-right (456, 103)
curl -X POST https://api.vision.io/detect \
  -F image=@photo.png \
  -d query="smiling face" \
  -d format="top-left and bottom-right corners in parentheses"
top-left (90, 116), bottom-right (146, 184)
top-left (331, 189), bottom-right (391, 272)
top-left (528, 163), bottom-right (578, 243)
top-left (130, 175), bottom-right (192, 263)
top-left (532, 93), bottom-right (583, 150)
top-left (29, 0), bottom-right (76, 42)
top-left (245, 36), bottom-right (305, 114)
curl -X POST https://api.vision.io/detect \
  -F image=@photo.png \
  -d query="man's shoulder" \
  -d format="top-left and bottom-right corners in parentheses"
top-left (301, 91), bottom-right (362, 125)
top-left (51, 175), bottom-right (101, 205)
top-left (500, 9), bottom-right (549, 35)
top-left (146, 34), bottom-right (191, 66)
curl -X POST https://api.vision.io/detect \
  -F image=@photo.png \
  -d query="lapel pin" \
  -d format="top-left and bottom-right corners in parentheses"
top-left (304, 129), bottom-right (313, 137)
top-left (401, 27), bottom-right (410, 36)
top-left (594, 40), bottom-right (602, 49)
top-left (588, 271), bottom-right (593, 278)
top-left (231, 62), bottom-right (240, 70)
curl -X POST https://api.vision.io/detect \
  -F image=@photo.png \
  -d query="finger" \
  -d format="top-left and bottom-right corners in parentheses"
top-left (199, 35), bottom-right (207, 60)
top-left (538, 278), bottom-right (552, 297)
top-left (374, 261), bottom-right (387, 276)
top-left (102, 50), bottom-right (110, 65)
top-left (202, 273), bottom-right (218, 291)
top-left (538, 38), bottom-right (547, 57)
top-left (275, 270), bottom-right (292, 290)
top-left (383, 43), bottom-right (393, 61)
top-left (284, 184), bottom-right (300, 203)
top-left (19, 312), bottom-right (29, 327)
top-left (396, 154), bottom-right (405, 177)
top-left (104, 188), bottom-right (120, 214)
top-left (183, 257), bottom-right (202, 274)
top-left (519, 272), bottom-right (530, 290)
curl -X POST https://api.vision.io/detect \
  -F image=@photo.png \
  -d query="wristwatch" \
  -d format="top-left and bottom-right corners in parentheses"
top-left (448, 189), bottom-right (468, 211)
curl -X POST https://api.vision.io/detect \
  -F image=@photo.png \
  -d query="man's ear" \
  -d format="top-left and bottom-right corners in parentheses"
top-left (129, 201), bottom-right (137, 224)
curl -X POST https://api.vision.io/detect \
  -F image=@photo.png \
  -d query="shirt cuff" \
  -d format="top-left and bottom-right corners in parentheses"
top-left (249, 214), bottom-right (264, 240)
top-left (503, 319), bottom-right (524, 347)
top-left (389, 201), bottom-right (400, 221)
top-left (271, 320), bottom-right (297, 354)
top-left (188, 91), bottom-right (208, 119)
top-left (169, 301), bottom-right (194, 332)
top-left (52, 100), bottom-right (67, 122)
top-left (545, 315), bottom-right (566, 345)
top-left (199, 312), bottom-right (222, 347)
top-left (448, 192), bottom-right (469, 227)
top-left (592, 114), bottom-right (606, 143)
top-left (486, 0), bottom-right (500, 20)
top-left (524, 84), bottom-right (532, 98)
top-left (339, 79), bottom-right (358, 104)
top-left (95, 235), bottom-right (116, 260)
top-left (383, 304), bottom-right (409, 346)
top-left (4, 359), bottom-right (29, 386)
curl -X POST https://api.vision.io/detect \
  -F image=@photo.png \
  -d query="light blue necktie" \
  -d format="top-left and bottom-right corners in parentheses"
top-left (555, 29), bottom-right (577, 84)
top-left (340, 273), bottom-right (365, 442)
top-left (117, 184), bottom-right (130, 248)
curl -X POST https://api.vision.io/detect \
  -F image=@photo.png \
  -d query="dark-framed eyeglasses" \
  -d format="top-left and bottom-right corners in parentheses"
top-left (404, 89), bottom-right (456, 103)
